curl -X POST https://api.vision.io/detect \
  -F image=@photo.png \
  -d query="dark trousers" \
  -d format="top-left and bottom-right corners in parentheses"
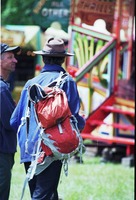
top-left (24, 160), bottom-right (62, 200)
top-left (0, 152), bottom-right (15, 200)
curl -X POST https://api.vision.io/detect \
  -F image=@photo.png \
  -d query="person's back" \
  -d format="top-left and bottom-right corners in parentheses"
top-left (10, 38), bottom-right (85, 200)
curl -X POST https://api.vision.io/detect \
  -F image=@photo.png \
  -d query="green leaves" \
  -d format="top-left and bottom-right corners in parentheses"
top-left (1, 0), bottom-right (35, 25)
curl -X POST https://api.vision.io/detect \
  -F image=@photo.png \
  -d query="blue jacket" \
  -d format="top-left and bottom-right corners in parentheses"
top-left (0, 79), bottom-right (17, 153)
top-left (10, 64), bottom-right (85, 163)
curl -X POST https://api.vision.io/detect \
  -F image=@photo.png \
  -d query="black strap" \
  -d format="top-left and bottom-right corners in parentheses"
top-left (26, 100), bottom-right (31, 137)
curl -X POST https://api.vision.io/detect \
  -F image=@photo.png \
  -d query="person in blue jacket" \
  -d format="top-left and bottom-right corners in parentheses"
top-left (0, 43), bottom-right (20, 200)
top-left (10, 38), bottom-right (85, 200)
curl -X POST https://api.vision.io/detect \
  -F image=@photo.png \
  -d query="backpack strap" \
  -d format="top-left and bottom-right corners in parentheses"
top-left (24, 99), bottom-right (31, 154)
top-left (55, 71), bottom-right (68, 87)
top-left (47, 71), bottom-right (68, 88)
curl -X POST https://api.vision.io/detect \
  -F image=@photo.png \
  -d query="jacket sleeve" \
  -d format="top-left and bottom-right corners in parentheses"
top-left (10, 87), bottom-right (28, 132)
top-left (62, 77), bottom-right (85, 131)
top-left (0, 89), bottom-right (16, 130)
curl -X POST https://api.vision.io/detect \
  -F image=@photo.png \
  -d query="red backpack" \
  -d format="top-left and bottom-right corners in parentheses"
top-left (26, 72), bottom-right (85, 177)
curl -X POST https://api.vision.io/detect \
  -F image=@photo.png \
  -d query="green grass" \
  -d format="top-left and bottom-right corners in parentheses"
top-left (10, 149), bottom-right (134, 200)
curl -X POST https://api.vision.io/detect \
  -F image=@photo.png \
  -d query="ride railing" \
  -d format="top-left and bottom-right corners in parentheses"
top-left (67, 24), bottom-right (117, 97)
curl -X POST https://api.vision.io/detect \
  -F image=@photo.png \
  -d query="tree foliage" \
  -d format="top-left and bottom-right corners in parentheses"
top-left (1, 0), bottom-right (36, 25)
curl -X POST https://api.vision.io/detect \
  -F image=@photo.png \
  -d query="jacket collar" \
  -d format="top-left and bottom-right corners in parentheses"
top-left (41, 64), bottom-right (66, 73)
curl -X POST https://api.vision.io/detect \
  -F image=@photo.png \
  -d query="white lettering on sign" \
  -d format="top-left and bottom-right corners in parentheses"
top-left (51, 1), bottom-right (64, 7)
top-left (41, 8), bottom-right (69, 17)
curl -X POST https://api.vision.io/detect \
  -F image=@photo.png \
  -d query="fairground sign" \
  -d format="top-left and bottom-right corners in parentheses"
top-left (32, 0), bottom-right (71, 32)
top-left (75, 0), bottom-right (116, 32)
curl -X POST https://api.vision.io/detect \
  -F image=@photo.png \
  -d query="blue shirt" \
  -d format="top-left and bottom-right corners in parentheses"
top-left (0, 79), bottom-right (17, 153)
top-left (10, 64), bottom-right (85, 163)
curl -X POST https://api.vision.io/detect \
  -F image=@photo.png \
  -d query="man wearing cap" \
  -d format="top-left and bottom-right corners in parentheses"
top-left (0, 43), bottom-right (20, 200)
top-left (10, 38), bottom-right (85, 200)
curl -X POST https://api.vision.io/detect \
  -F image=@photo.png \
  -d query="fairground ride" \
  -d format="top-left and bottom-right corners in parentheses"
top-left (66, 0), bottom-right (135, 159)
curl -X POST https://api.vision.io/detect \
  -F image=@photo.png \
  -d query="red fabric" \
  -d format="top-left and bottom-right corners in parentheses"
top-left (41, 117), bottom-right (79, 156)
top-left (35, 86), bottom-right (79, 157)
top-left (35, 87), bottom-right (71, 128)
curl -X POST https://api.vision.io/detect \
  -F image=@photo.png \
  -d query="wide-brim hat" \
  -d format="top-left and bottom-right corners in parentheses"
top-left (0, 43), bottom-right (20, 54)
top-left (33, 38), bottom-right (74, 57)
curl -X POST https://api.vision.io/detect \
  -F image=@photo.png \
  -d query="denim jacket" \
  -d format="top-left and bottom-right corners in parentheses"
top-left (0, 79), bottom-right (17, 153)
top-left (10, 64), bottom-right (85, 163)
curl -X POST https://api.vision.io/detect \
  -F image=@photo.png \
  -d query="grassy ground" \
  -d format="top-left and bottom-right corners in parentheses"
top-left (9, 148), bottom-right (134, 200)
